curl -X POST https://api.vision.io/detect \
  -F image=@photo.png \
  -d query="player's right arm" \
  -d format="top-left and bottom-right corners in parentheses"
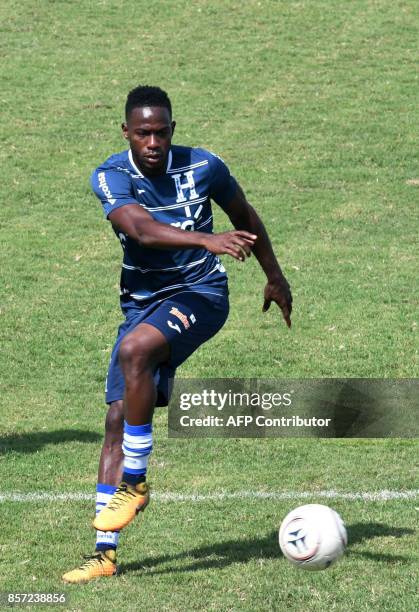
top-left (91, 167), bottom-right (255, 261)
top-left (107, 204), bottom-right (256, 261)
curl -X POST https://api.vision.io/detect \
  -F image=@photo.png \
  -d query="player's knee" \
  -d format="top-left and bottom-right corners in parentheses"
top-left (119, 334), bottom-right (153, 373)
top-left (105, 401), bottom-right (124, 437)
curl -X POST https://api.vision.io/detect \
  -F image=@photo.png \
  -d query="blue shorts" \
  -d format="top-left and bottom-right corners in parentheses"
top-left (105, 289), bottom-right (229, 407)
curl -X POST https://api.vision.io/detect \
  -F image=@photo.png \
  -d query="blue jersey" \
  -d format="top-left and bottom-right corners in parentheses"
top-left (91, 146), bottom-right (238, 306)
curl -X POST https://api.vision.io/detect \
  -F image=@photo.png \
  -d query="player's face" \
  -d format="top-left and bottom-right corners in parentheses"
top-left (123, 106), bottom-right (175, 176)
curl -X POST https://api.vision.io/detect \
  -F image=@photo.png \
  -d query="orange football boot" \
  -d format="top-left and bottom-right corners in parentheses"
top-left (93, 482), bottom-right (150, 532)
top-left (62, 549), bottom-right (117, 584)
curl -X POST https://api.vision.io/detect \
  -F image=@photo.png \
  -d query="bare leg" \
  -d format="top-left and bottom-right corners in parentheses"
top-left (97, 400), bottom-right (124, 485)
top-left (91, 323), bottom-right (170, 534)
top-left (118, 323), bottom-right (170, 425)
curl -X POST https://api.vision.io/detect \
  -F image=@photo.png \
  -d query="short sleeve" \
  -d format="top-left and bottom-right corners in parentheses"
top-left (207, 152), bottom-right (238, 211)
top-left (91, 168), bottom-right (138, 218)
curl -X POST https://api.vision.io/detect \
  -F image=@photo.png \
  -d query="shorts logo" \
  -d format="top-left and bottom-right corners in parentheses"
top-left (167, 320), bottom-right (181, 334)
top-left (169, 307), bottom-right (191, 329)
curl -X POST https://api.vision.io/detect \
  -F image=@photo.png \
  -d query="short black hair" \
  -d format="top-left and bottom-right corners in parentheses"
top-left (125, 85), bottom-right (172, 120)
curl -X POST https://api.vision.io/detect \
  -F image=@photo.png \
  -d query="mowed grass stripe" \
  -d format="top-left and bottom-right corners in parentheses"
top-left (1, 489), bottom-right (418, 503)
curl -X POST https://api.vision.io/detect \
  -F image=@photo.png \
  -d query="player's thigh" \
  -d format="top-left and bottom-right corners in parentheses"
top-left (105, 293), bottom-right (228, 405)
top-left (143, 291), bottom-right (229, 369)
top-left (118, 322), bottom-right (170, 370)
top-left (105, 306), bottom-right (164, 404)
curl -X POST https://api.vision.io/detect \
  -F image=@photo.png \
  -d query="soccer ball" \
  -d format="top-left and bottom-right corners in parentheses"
top-left (278, 504), bottom-right (347, 571)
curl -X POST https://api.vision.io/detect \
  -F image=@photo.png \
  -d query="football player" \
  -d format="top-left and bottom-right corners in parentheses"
top-left (63, 85), bottom-right (292, 583)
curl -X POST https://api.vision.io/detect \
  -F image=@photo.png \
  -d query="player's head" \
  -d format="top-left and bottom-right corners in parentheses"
top-left (123, 85), bottom-right (175, 176)
top-left (125, 85), bottom-right (172, 120)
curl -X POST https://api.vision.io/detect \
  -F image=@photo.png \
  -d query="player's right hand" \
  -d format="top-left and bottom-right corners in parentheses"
top-left (202, 231), bottom-right (257, 261)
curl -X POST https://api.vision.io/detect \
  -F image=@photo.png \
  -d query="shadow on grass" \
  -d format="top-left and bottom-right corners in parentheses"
top-left (346, 522), bottom-right (414, 564)
top-left (121, 530), bottom-right (279, 576)
top-left (120, 522), bottom-right (414, 576)
top-left (0, 429), bottom-right (102, 454)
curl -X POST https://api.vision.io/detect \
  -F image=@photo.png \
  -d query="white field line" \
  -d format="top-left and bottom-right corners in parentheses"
top-left (0, 489), bottom-right (418, 504)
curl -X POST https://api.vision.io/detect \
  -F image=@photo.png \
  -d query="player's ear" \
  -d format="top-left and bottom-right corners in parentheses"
top-left (171, 121), bottom-right (176, 136)
top-left (122, 122), bottom-right (129, 139)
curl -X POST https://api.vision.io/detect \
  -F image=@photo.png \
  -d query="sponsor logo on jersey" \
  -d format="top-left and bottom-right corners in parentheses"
top-left (169, 307), bottom-right (190, 329)
top-left (98, 172), bottom-right (116, 205)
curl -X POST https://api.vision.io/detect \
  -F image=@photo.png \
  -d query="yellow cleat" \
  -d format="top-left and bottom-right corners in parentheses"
top-left (93, 481), bottom-right (150, 532)
top-left (62, 549), bottom-right (117, 584)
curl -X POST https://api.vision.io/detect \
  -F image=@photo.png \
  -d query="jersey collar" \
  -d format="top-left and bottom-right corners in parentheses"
top-left (128, 149), bottom-right (144, 177)
top-left (128, 148), bottom-right (173, 177)
top-left (166, 149), bottom-right (173, 172)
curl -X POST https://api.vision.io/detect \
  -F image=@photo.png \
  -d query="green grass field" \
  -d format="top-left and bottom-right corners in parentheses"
top-left (0, 0), bottom-right (418, 610)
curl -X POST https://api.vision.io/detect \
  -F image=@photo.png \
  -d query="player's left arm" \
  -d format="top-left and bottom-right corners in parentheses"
top-left (225, 184), bottom-right (293, 328)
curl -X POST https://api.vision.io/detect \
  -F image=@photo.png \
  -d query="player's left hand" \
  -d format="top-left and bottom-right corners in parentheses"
top-left (262, 275), bottom-right (293, 328)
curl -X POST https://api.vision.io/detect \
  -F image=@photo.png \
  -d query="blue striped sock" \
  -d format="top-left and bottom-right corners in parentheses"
top-left (122, 421), bottom-right (153, 486)
top-left (95, 483), bottom-right (120, 551)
